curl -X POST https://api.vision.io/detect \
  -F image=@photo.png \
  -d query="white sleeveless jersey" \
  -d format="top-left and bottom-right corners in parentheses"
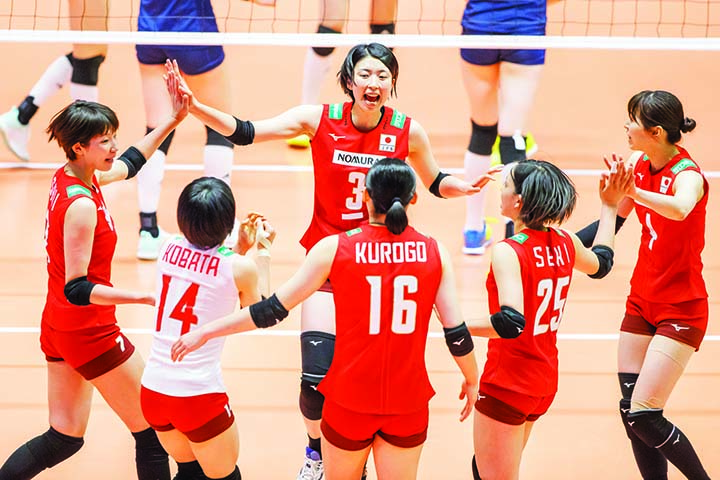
top-left (142, 237), bottom-right (240, 396)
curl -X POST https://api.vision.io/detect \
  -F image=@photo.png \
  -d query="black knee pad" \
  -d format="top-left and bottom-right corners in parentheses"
top-left (300, 379), bottom-right (325, 421)
top-left (206, 126), bottom-right (234, 148)
top-left (628, 409), bottom-right (673, 448)
top-left (299, 331), bottom-right (335, 420)
top-left (69, 54), bottom-right (106, 86)
top-left (468, 121), bottom-right (497, 155)
top-left (215, 465), bottom-right (241, 480)
top-left (29, 427), bottom-right (84, 469)
top-left (146, 126), bottom-right (175, 155)
top-left (498, 135), bottom-right (526, 165)
top-left (471, 454), bottom-right (482, 479)
top-left (312, 25), bottom-right (341, 56)
top-left (174, 460), bottom-right (205, 480)
top-left (370, 23), bottom-right (396, 35)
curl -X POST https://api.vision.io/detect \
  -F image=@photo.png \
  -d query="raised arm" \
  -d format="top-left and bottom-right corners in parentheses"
top-left (166, 59), bottom-right (322, 143)
top-left (98, 61), bottom-right (189, 185)
top-left (572, 159), bottom-right (634, 276)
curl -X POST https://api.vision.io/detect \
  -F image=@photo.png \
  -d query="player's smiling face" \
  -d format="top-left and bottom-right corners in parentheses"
top-left (349, 57), bottom-right (394, 111)
top-left (82, 131), bottom-right (118, 171)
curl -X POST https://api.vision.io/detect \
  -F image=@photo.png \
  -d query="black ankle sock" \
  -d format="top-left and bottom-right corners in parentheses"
top-left (140, 212), bottom-right (159, 238)
top-left (17, 96), bottom-right (38, 125)
top-left (308, 435), bottom-right (322, 458)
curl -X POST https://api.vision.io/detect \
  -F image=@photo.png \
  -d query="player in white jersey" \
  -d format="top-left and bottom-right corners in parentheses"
top-left (140, 176), bottom-right (274, 480)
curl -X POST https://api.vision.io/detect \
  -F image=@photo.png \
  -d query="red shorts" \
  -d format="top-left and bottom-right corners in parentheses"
top-left (622, 295), bottom-right (708, 350)
top-left (140, 387), bottom-right (234, 443)
top-left (474, 383), bottom-right (555, 426)
top-left (320, 400), bottom-right (428, 451)
top-left (40, 322), bottom-right (135, 380)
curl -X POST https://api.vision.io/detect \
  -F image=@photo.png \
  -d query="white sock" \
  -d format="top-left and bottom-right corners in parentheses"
top-left (28, 55), bottom-right (73, 106)
top-left (301, 49), bottom-right (333, 105)
top-left (204, 145), bottom-right (234, 186)
top-left (70, 83), bottom-right (99, 102)
top-left (464, 151), bottom-right (491, 231)
top-left (136, 150), bottom-right (166, 213)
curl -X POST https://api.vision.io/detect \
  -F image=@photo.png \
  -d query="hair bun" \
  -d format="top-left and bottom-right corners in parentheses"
top-left (681, 117), bottom-right (697, 133)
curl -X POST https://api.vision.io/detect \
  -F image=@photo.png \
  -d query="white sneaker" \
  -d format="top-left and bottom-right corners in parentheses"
top-left (137, 229), bottom-right (171, 261)
top-left (297, 447), bottom-right (323, 480)
top-left (0, 107), bottom-right (30, 161)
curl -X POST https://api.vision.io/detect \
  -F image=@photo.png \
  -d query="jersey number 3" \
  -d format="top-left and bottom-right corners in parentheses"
top-left (156, 274), bottom-right (200, 335)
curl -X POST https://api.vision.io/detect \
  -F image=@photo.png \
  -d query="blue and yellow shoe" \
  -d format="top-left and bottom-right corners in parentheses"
top-left (463, 223), bottom-right (493, 255)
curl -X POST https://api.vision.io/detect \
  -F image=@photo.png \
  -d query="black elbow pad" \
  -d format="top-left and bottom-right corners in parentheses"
top-left (443, 323), bottom-right (474, 356)
top-left (589, 244), bottom-right (614, 279)
top-left (249, 293), bottom-right (289, 328)
top-left (429, 171), bottom-right (450, 198)
top-left (64, 276), bottom-right (96, 306)
top-left (118, 146), bottom-right (147, 179)
top-left (225, 117), bottom-right (255, 146)
top-left (490, 305), bottom-right (526, 339)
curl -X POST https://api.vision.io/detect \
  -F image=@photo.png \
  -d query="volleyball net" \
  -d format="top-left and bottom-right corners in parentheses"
top-left (0, 0), bottom-right (719, 49)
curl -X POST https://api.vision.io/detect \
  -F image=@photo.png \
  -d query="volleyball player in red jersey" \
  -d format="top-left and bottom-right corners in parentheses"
top-left (171, 159), bottom-right (479, 480)
top-left (579, 90), bottom-right (710, 480)
top-left (0, 73), bottom-right (188, 480)
top-left (165, 44), bottom-right (498, 479)
top-left (467, 159), bottom-right (633, 479)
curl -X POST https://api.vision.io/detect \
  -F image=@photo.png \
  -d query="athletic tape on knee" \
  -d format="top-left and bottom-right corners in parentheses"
top-left (468, 122), bottom-right (498, 155)
top-left (312, 25), bottom-right (341, 56)
top-left (69, 54), bottom-right (105, 86)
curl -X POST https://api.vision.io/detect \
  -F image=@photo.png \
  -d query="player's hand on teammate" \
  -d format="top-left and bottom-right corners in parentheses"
top-left (466, 164), bottom-right (504, 194)
top-left (458, 378), bottom-right (478, 422)
top-left (138, 291), bottom-right (156, 306)
top-left (600, 153), bottom-right (634, 206)
top-left (171, 330), bottom-right (207, 362)
top-left (163, 59), bottom-right (190, 122)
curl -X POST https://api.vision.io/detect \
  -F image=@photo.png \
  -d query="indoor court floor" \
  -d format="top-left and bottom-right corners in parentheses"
top-left (0, 19), bottom-right (718, 480)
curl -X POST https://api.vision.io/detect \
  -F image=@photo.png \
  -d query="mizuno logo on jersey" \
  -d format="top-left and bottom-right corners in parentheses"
top-left (670, 323), bottom-right (690, 332)
top-left (332, 149), bottom-right (385, 168)
top-left (636, 172), bottom-right (644, 181)
top-left (328, 133), bottom-right (346, 141)
top-left (379, 134), bottom-right (396, 152)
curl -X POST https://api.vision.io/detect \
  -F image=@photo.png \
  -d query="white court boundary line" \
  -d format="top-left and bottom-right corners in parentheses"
top-left (0, 327), bottom-right (718, 342)
top-left (1, 162), bottom-right (720, 178)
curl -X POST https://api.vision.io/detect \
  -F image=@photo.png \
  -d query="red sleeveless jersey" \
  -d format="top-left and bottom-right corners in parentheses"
top-left (482, 228), bottom-right (576, 396)
top-left (319, 224), bottom-right (441, 414)
top-left (630, 148), bottom-right (708, 303)
top-left (300, 102), bottom-right (411, 251)
top-left (42, 167), bottom-right (117, 331)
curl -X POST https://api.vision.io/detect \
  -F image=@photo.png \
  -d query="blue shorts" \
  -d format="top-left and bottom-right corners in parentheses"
top-left (460, 26), bottom-right (545, 66)
top-left (135, 45), bottom-right (224, 75)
